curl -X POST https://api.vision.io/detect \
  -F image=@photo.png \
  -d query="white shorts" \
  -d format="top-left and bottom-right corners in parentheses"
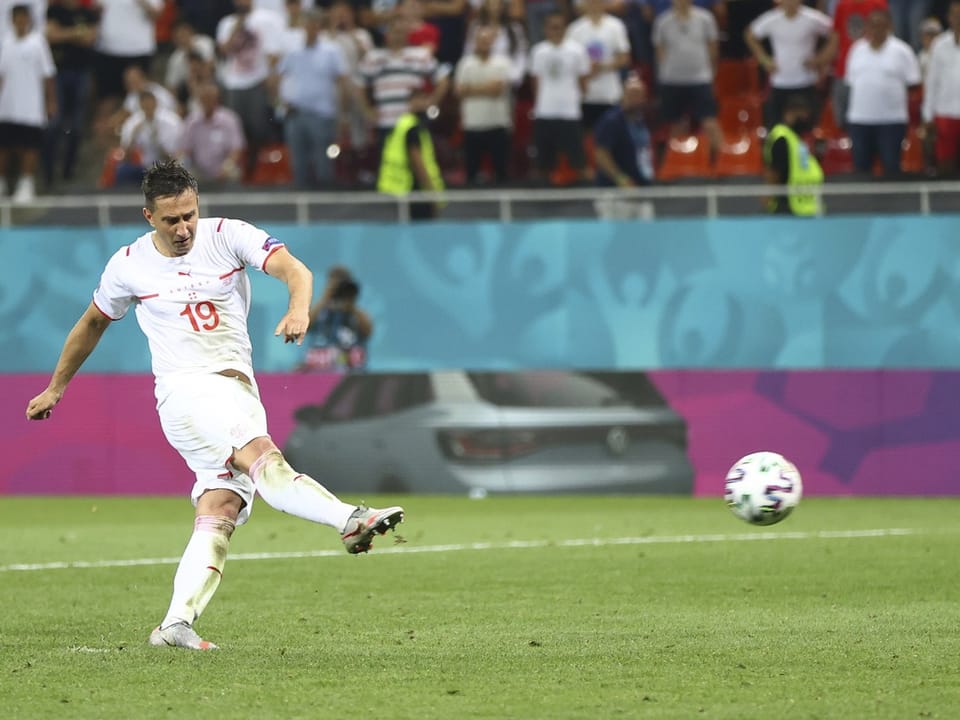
top-left (156, 373), bottom-right (269, 525)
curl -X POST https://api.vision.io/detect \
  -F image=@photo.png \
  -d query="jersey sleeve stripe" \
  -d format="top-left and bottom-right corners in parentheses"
top-left (261, 245), bottom-right (284, 274)
top-left (216, 217), bottom-right (225, 232)
top-left (92, 297), bottom-right (121, 321)
top-left (137, 293), bottom-right (159, 300)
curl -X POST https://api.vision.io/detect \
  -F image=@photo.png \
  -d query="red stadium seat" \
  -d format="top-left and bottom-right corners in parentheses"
top-left (658, 134), bottom-right (714, 180)
top-left (98, 147), bottom-right (141, 188)
top-left (717, 94), bottom-right (764, 136)
top-left (819, 136), bottom-right (854, 175)
top-left (247, 143), bottom-right (293, 185)
top-left (715, 132), bottom-right (763, 177)
top-left (900, 126), bottom-right (925, 174)
top-left (714, 58), bottom-right (761, 100)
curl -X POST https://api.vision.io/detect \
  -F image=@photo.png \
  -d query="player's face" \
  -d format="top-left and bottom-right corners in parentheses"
top-left (144, 191), bottom-right (200, 257)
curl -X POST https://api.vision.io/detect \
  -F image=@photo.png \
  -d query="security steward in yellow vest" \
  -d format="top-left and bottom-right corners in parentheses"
top-left (763, 94), bottom-right (824, 217)
top-left (377, 90), bottom-right (445, 221)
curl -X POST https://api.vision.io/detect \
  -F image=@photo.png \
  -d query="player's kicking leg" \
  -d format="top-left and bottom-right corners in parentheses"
top-left (243, 446), bottom-right (404, 554)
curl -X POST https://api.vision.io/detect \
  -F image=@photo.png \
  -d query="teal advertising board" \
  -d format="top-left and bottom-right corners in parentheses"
top-left (1, 215), bottom-right (958, 372)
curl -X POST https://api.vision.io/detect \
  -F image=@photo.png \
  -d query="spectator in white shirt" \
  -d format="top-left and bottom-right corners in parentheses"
top-left (529, 12), bottom-right (591, 184)
top-left (565, 0), bottom-right (631, 129)
top-left (164, 20), bottom-right (217, 95)
top-left (0, 4), bottom-right (55, 203)
top-left (463, 0), bottom-right (528, 87)
top-left (115, 90), bottom-right (184, 185)
top-left (216, 0), bottom-right (284, 176)
top-left (845, 9), bottom-right (921, 176)
top-left (0, 0), bottom-right (45, 48)
top-left (745, 0), bottom-right (836, 127)
top-left (116, 64), bottom-right (178, 126)
top-left (917, 16), bottom-right (943, 80)
top-left (455, 24), bottom-right (512, 183)
top-left (93, 0), bottom-right (163, 104)
top-left (653, 0), bottom-right (722, 156)
top-left (922, 1), bottom-right (960, 176)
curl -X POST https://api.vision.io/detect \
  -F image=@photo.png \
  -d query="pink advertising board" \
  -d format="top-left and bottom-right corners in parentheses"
top-left (3, 371), bottom-right (958, 497)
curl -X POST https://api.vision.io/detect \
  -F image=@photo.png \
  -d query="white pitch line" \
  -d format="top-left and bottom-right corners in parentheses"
top-left (0, 527), bottom-right (923, 573)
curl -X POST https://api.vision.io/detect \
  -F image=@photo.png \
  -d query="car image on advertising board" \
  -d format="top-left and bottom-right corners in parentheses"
top-left (283, 371), bottom-right (694, 495)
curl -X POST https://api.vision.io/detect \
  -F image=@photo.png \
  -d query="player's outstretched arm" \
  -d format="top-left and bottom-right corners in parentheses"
top-left (25, 302), bottom-right (112, 420)
top-left (265, 247), bottom-right (314, 345)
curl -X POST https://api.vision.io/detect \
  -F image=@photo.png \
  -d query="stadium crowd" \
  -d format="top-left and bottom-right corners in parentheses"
top-left (0, 0), bottom-right (959, 202)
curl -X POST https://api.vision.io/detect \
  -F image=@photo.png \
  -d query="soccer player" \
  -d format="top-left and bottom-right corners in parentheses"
top-left (24, 160), bottom-right (404, 651)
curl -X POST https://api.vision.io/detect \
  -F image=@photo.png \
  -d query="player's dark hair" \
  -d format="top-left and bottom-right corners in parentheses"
top-left (11, 4), bottom-right (31, 19)
top-left (142, 160), bottom-right (199, 210)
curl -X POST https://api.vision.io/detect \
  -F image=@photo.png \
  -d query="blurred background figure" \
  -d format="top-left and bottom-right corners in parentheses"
top-left (592, 74), bottom-right (656, 220)
top-left (922, 1), bottom-right (960, 177)
top-left (421, 0), bottom-right (469, 68)
top-left (401, 0), bottom-right (440, 55)
top-left (763, 93), bottom-right (823, 216)
top-left (829, 0), bottom-right (889, 133)
top-left (178, 81), bottom-right (246, 186)
top-left (917, 16), bottom-right (943, 79)
top-left (281, 0), bottom-right (307, 49)
top-left (274, 8), bottom-right (350, 187)
top-left (745, 0), bottom-right (835, 127)
top-left (455, 24), bottom-right (512, 184)
top-left (215, 0), bottom-right (283, 177)
top-left (377, 87), bottom-right (445, 220)
top-left (329, 0), bottom-right (374, 152)
top-left (0, 3), bottom-right (56, 203)
top-left (43, 0), bottom-right (99, 187)
top-left (887, 0), bottom-right (933, 49)
top-left (113, 64), bottom-right (177, 133)
top-left (300, 266), bottom-right (374, 373)
top-left (593, 74), bottom-right (654, 188)
top-left (174, 49), bottom-right (219, 118)
top-left (163, 19), bottom-right (216, 97)
top-left (653, 0), bottom-right (722, 157)
top-left (566, 0), bottom-right (632, 130)
top-left (92, 0), bottom-right (163, 142)
top-left (360, 15), bottom-right (449, 150)
top-left (115, 90), bottom-right (184, 186)
top-left (845, 8), bottom-right (920, 177)
top-left (525, 0), bottom-right (567, 46)
top-left (529, 12), bottom-right (591, 185)
top-left (463, 0), bottom-right (528, 86)
top-left (0, 0), bottom-right (45, 45)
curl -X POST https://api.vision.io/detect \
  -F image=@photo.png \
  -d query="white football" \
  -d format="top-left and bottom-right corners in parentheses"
top-left (724, 451), bottom-right (803, 526)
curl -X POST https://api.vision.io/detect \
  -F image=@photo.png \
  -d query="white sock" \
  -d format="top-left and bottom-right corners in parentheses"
top-left (250, 451), bottom-right (356, 531)
top-left (161, 515), bottom-right (235, 629)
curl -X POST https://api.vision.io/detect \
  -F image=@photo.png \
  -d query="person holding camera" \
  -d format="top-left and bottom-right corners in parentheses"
top-left (300, 266), bottom-right (374, 372)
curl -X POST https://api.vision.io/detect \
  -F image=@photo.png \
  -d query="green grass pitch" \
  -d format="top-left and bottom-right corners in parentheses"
top-left (0, 495), bottom-right (957, 719)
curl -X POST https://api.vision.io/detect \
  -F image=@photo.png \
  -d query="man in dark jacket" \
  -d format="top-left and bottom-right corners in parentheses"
top-left (593, 74), bottom-right (654, 188)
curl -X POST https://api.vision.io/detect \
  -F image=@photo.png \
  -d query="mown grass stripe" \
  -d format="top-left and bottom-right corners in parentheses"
top-left (0, 527), bottom-right (922, 573)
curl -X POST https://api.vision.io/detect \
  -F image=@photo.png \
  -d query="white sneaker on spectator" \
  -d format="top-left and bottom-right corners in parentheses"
top-left (11, 176), bottom-right (35, 205)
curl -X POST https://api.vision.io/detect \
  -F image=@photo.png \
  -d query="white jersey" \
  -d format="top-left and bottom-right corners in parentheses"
top-left (92, 217), bottom-right (284, 396)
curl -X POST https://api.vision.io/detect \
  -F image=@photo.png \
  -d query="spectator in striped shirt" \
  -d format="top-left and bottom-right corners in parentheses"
top-left (359, 14), bottom-right (450, 148)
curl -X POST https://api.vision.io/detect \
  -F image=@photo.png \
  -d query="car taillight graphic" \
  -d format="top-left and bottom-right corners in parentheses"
top-left (437, 429), bottom-right (539, 462)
